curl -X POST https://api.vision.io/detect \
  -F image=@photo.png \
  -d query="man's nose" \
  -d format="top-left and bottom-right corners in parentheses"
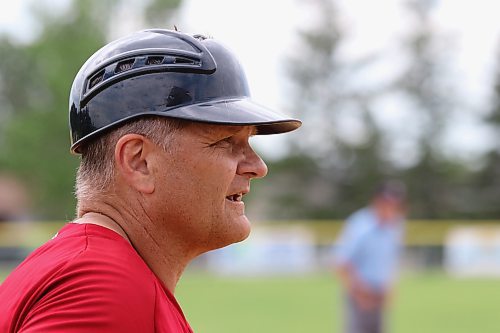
top-left (237, 145), bottom-right (268, 179)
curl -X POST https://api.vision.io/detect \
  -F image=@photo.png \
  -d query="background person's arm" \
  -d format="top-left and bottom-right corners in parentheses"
top-left (335, 261), bottom-right (384, 310)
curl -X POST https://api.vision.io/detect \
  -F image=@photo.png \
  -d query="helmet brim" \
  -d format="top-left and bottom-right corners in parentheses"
top-left (70, 98), bottom-right (301, 154)
top-left (163, 98), bottom-right (302, 134)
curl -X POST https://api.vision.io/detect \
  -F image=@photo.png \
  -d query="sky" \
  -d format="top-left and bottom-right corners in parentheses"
top-left (0, 0), bottom-right (499, 161)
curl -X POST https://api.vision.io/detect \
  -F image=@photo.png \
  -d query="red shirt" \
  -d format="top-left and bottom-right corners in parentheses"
top-left (0, 223), bottom-right (193, 333)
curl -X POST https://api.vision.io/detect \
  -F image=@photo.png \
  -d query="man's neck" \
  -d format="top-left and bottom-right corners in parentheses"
top-left (74, 211), bottom-right (131, 243)
top-left (76, 200), bottom-right (193, 293)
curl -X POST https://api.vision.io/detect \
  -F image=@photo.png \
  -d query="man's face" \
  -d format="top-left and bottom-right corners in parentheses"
top-left (373, 197), bottom-right (405, 223)
top-left (150, 123), bottom-right (268, 254)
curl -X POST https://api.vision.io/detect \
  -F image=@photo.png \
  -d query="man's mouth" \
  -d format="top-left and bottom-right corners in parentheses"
top-left (226, 193), bottom-right (243, 202)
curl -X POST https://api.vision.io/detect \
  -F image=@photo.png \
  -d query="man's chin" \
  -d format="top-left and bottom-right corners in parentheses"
top-left (234, 214), bottom-right (252, 240)
top-left (210, 215), bottom-right (251, 250)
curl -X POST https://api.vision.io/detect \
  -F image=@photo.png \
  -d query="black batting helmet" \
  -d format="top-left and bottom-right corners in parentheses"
top-left (69, 29), bottom-right (301, 154)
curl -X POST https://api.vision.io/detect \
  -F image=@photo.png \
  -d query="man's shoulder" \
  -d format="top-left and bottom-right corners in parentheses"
top-left (29, 223), bottom-right (152, 280)
top-left (0, 223), bottom-right (158, 332)
top-left (6, 222), bottom-right (156, 301)
top-left (57, 223), bottom-right (156, 290)
top-left (346, 207), bottom-right (375, 227)
top-left (48, 241), bottom-right (157, 310)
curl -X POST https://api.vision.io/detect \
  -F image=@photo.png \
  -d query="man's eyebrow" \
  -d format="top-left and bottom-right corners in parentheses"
top-left (235, 126), bottom-right (258, 137)
top-left (231, 126), bottom-right (257, 136)
top-left (202, 125), bottom-right (256, 137)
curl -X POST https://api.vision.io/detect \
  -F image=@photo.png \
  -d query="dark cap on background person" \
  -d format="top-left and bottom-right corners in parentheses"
top-left (373, 180), bottom-right (407, 203)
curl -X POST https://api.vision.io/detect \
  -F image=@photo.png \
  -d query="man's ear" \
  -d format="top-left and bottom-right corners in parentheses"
top-left (114, 134), bottom-right (155, 194)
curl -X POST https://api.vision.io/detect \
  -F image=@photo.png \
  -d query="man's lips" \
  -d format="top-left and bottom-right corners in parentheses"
top-left (226, 193), bottom-right (243, 202)
top-left (226, 188), bottom-right (249, 202)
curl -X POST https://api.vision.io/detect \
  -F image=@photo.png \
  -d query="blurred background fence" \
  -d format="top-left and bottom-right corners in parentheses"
top-left (2, 219), bottom-right (500, 277)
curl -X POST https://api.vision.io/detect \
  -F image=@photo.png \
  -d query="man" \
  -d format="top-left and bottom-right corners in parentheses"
top-left (0, 174), bottom-right (29, 222)
top-left (334, 181), bottom-right (407, 333)
top-left (0, 29), bottom-right (301, 332)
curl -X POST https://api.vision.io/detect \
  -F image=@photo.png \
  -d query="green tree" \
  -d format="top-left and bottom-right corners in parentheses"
top-left (250, 0), bottom-right (482, 220)
top-left (396, 0), bottom-right (478, 218)
top-left (473, 46), bottom-right (500, 218)
top-left (0, 0), bottom-right (182, 219)
top-left (248, 0), bottom-right (390, 219)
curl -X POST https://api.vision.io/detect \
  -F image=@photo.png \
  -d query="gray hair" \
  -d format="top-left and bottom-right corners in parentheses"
top-left (75, 117), bottom-right (186, 206)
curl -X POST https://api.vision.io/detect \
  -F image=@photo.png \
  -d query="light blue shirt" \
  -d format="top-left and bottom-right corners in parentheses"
top-left (334, 207), bottom-right (404, 290)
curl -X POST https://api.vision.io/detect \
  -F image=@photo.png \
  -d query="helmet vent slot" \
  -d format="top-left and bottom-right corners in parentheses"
top-left (88, 70), bottom-right (105, 89)
top-left (174, 57), bottom-right (196, 64)
top-left (115, 59), bottom-right (135, 74)
top-left (146, 56), bottom-right (164, 65)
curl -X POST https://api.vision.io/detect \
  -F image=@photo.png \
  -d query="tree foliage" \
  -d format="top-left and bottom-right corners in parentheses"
top-left (249, 0), bottom-right (498, 220)
top-left (473, 45), bottom-right (500, 217)
top-left (250, 0), bottom-right (389, 219)
top-left (0, 0), bottom-right (181, 219)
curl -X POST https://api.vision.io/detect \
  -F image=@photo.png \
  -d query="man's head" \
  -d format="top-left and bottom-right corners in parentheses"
top-left (70, 29), bottom-right (300, 253)
top-left (76, 117), bottom-right (267, 252)
top-left (371, 180), bottom-right (407, 223)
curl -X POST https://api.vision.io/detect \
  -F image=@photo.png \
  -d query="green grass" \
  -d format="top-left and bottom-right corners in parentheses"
top-left (177, 273), bottom-right (337, 333)
top-left (175, 272), bottom-right (500, 333)
top-left (390, 272), bottom-right (500, 333)
top-left (2, 269), bottom-right (499, 333)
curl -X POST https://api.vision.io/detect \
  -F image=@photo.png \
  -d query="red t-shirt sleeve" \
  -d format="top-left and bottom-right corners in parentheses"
top-left (18, 239), bottom-right (156, 332)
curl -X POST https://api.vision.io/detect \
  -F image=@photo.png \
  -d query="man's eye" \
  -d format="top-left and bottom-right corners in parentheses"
top-left (211, 137), bottom-right (232, 147)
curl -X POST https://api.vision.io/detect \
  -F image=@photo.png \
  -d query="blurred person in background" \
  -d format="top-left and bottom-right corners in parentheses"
top-left (333, 181), bottom-right (407, 333)
top-left (0, 174), bottom-right (31, 267)
top-left (0, 29), bottom-right (301, 332)
top-left (0, 174), bottom-right (30, 222)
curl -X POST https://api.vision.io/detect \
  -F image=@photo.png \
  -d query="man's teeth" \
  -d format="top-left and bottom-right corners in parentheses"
top-left (227, 194), bottom-right (242, 202)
